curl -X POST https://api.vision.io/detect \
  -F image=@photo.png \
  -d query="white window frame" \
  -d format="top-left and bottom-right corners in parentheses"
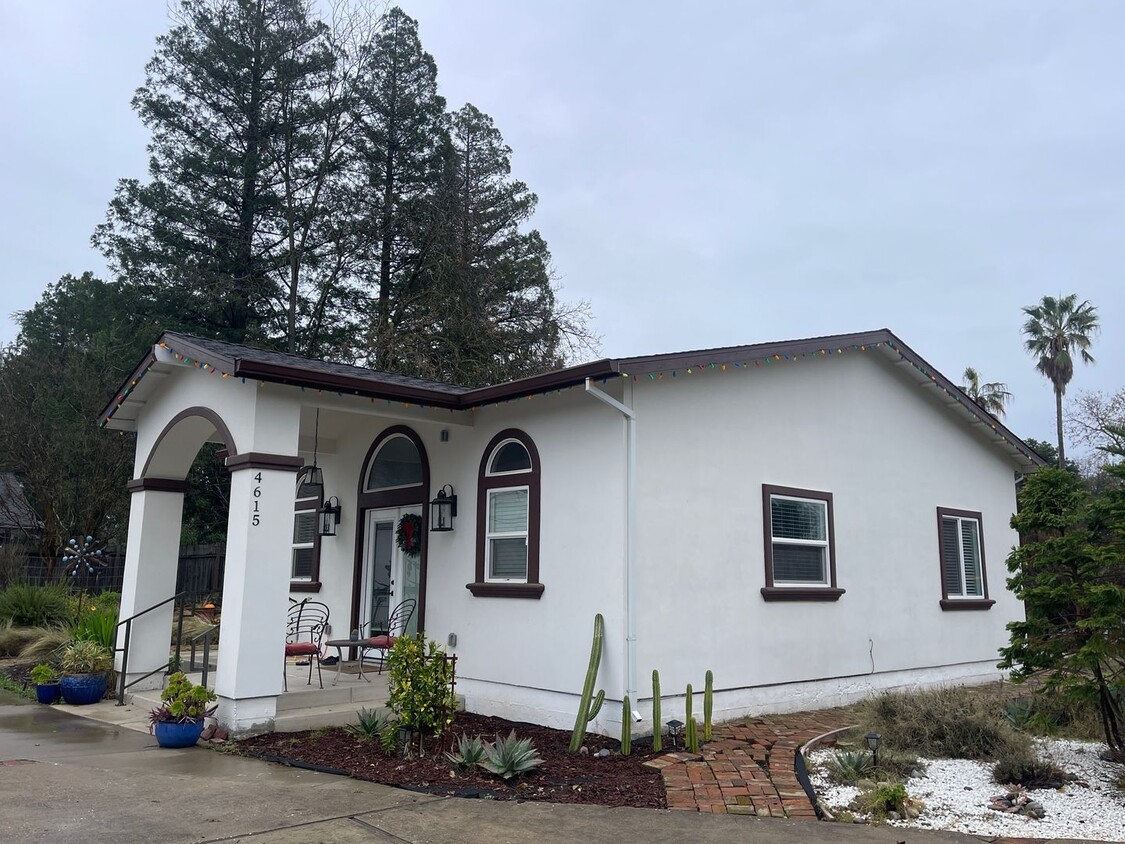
top-left (768, 493), bottom-right (831, 586)
top-left (941, 513), bottom-right (984, 599)
top-left (291, 496), bottom-right (319, 582)
top-left (485, 484), bottom-right (530, 583)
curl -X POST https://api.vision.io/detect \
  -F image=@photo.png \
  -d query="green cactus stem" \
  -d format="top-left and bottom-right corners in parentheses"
top-left (621, 695), bottom-right (632, 755)
top-left (687, 715), bottom-right (699, 753)
top-left (651, 669), bottom-right (662, 753)
top-left (704, 669), bottom-right (714, 742)
top-left (569, 613), bottom-right (606, 752)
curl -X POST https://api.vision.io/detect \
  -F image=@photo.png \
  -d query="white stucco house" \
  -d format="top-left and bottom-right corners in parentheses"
top-left (99, 329), bottom-right (1043, 736)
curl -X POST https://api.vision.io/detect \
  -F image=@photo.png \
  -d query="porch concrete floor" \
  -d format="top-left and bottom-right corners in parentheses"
top-left (56, 660), bottom-right (389, 736)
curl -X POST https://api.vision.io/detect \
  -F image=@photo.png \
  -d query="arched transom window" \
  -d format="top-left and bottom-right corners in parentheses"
top-left (470, 429), bottom-right (543, 598)
top-left (365, 434), bottom-right (423, 492)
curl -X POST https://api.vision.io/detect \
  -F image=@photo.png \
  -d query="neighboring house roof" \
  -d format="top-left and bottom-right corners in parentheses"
top-left (0, 472), bottom-right (42, 533)
top-left (99, 329), bottom-right (1046, 473)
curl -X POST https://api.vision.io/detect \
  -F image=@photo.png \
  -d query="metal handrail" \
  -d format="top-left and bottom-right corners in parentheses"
top-left (188, 624), bottom-right (219, 689)
top-left (114, 591), bottom-right (187, 705)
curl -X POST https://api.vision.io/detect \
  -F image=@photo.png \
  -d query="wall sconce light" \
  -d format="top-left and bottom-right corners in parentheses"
top-left (318, 496), bottom-right (341, 537)
top-left (865, 731), bottom-right (881, 768)
top-left (430, 484), bottom-right (457, 532)
top-left (666, 719), bottom-right (684, 750)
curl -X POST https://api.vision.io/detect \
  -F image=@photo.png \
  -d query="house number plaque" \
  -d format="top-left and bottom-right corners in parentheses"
top-left (251, 472), bottom-right (262, 526)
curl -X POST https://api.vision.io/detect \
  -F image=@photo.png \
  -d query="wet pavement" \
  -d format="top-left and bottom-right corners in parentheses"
top-left (0, 691), bottom-right (985, 843)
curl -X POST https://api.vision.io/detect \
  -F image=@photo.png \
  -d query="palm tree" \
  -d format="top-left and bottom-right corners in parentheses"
top-left (1021, 294), bottom-right (1100, 468)
top-left (961, 367), bottom-right (1013, 418)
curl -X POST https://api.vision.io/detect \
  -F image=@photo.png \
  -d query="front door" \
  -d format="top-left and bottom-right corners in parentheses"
top-left (360, 506), bottom-right (421, 637)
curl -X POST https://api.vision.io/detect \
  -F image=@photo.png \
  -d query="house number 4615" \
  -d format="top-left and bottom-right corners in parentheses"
top-left (251, 471), bottom-right (262, 526)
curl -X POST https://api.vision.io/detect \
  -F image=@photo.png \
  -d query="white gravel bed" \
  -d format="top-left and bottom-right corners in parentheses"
top-left (809, 739), bottom-right (1125, 842)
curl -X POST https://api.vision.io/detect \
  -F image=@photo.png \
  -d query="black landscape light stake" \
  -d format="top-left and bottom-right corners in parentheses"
top-left (667, 719), bottom-right (684, 751)
top-left (865, 731), bottom-right (882, 769)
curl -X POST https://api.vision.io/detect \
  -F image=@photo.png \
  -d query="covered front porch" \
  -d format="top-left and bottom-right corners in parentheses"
top-left (101, 334), bottom-right (474, 736)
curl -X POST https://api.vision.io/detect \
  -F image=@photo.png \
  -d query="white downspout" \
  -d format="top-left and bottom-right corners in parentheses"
top-left (584, 377), bottom-right (637, 709)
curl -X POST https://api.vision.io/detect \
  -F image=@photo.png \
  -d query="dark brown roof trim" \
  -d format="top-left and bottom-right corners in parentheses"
top-left (225, 452), bottom-right (306, 473)
top-left (125, 478), bottom-right (190, 494)
top-left (96, 329), bottom-right (1046, 472)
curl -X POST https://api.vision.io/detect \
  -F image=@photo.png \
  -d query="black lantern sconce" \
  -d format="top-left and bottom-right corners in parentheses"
top-left (865, 731), bottom-right (881, 768)
top-left (318, 496), bottom-right (341, 537)
top-left (430, 484), bottom-right (457, 532)
top-left (666, 719), bottom-right (684, 750)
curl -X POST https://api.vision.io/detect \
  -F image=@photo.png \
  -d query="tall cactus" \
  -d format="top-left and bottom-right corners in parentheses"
top-left (687, 715), bottom-right (699, 753)
top-left (704, 669), bottom-right (714, 742)
top-left (569, 613), bottom-right (606, 751)
top-left (651, 669), bottom-right (662, 752)
top-left (620, 695), bottom-right (632, 755)
top-left (685, 683), bottom-right (696, 752)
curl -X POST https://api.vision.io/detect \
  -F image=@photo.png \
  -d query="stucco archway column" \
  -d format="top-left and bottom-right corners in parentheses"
top-left (214, 452), bottom-right (304, 734)
top-left (117, 479), bottom-right (188, 690)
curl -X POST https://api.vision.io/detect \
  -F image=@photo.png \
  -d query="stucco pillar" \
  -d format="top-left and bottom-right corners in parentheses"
top-left (117, 480), bottom-right (187, 691)
top-left (214, 453), bottom-right (303, 735)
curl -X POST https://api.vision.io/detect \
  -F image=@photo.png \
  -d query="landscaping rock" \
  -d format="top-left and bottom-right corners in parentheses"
top-left (988, 789), bottom-right (1047, 819)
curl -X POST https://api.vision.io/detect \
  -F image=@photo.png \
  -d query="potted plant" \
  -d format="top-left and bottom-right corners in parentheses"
top-left (31, 663), bottom-right (61, 704)
top-left (148, 671), bottom-right (217, 748)
top-left (59, 640), bottom-right (113, 705)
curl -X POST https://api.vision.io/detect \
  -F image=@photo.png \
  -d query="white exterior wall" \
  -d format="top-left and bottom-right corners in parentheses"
top-left (293, 386), bottom-right (628, 732)
top-left (630, 350), bottom-right (1024, 732)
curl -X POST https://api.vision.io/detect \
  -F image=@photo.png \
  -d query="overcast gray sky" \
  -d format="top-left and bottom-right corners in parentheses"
top-left (0, 1), bottom-right (1121, 456)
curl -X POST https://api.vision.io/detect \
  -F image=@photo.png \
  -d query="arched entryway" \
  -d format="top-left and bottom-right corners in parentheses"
top-left (351, 426), bottom-right (430, 638)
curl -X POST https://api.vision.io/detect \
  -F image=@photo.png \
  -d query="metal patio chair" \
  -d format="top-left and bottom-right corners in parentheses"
top-left (357, 598), bottom-right (416, 674)
top-left (284, 598), bottom-right (329, 690)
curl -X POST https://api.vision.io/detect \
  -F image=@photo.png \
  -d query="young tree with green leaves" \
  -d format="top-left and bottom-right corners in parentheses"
top-left (999, 467), bottom-right (1124, 760)
top-left (1021, 294), bottom-right (1099, 469)
top-left (961, 366), bottom-right (1012, 418)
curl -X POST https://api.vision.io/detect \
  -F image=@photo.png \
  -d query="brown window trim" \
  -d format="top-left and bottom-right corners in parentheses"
top-left (290, 467), bottom-right (323, 593)
top-left (761, 484), bottom-right (843, 602)
top-left (470, 429), bottom-right (542, 599)
top-left (936, 507), bottom-right (991, 611)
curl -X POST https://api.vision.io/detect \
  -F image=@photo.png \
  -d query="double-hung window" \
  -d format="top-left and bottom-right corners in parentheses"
top-left (291, 469), bottom-right (323, 589)
top-left (760, 485), bottom-right (843, 601)
top-left (937, 508), bottom-right (993, 609)
top-left (470, 429), bottom-right (544, 598)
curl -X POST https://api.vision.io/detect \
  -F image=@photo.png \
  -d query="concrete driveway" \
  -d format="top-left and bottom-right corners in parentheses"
top-left (0, 691), bottom-right (982, 844)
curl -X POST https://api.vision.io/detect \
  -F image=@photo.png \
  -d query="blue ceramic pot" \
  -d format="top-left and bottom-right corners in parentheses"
top-left (153, 719), bottom-right (206, 748)
top-left (36, 682), bottom-right (61, 704)
top-left (59, 673), bottom-right (108, 705)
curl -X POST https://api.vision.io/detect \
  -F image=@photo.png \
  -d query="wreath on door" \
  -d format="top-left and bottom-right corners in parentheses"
top-left (395, 513), bottom-right (423, 557)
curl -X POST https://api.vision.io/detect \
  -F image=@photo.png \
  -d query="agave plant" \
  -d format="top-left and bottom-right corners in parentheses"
top-left (478, 730), bottom-right (544, 780)
top-left (829, 749), bottom-right (875, 784)
top-left (446, 732), bottom-right (487, 770)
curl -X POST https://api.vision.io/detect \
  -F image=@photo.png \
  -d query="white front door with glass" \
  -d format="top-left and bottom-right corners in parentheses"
top-left (360, 506), bottom-right (421, 637)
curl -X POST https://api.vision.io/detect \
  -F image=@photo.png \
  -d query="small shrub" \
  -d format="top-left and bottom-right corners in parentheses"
top-left (478, 730), bottom-right (544, 780)
top-left (30, 664), bottom-right (58, 685)
top-left (0, 622), bottom-right (58, 657)
top-left (856, 781), bottom-right (908, 820)
top-left (876, 748), bottom-right (926, 780)
top-left (149, 671), bottom-right (216, 725)
top-left (829, 750), bottom-right (874, 784)
top-left (60, 640), bottom-right (113, 675)
top-left (0, 583), bottom-right (74, 627)
top-left (386, 635), bottom-right (457, 739)
top-left (446, 733), bottom-right (487, 770)
top-left (992, 751), bottom-right (1068, 789)
top-left (860, 687), bottom-right (1029, 760)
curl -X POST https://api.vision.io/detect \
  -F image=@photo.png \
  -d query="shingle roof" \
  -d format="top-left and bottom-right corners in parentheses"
top-left (98, 328), bottom-right (1046, 473)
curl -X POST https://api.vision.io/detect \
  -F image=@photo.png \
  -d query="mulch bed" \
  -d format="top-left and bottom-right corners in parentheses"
top-left (237, 712), bottom-right (667, 809)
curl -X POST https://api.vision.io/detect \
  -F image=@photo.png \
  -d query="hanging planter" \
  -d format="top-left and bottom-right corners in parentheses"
top-left (396, 513), bottom-right (423, 557)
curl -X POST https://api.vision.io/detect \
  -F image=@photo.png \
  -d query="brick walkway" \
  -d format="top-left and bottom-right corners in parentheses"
top-left (646, 710), bottom-right (854, 819)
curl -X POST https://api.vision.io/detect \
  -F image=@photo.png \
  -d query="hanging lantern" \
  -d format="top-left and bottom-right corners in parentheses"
top-left (430, 485), bottom-right (457, 532)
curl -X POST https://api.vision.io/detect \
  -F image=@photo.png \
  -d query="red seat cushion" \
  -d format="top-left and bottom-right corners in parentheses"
top-left (361, 635), bottom-right (395, 649)
top-left (285, 643), bottom-right (320, 656)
